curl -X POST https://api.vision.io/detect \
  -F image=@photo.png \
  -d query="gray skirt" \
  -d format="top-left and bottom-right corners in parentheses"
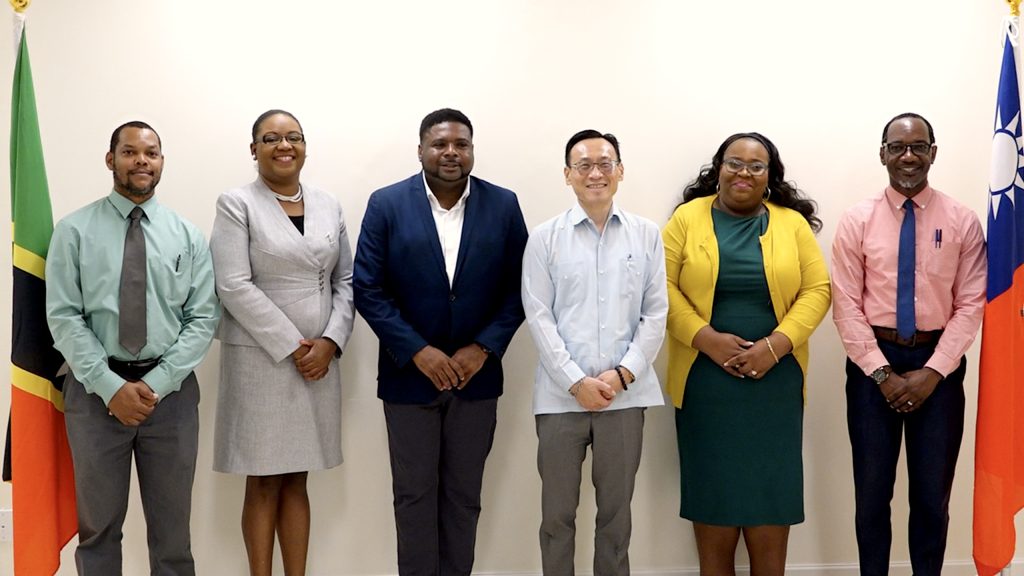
top-left (213, 343), bottom-right (342, 476)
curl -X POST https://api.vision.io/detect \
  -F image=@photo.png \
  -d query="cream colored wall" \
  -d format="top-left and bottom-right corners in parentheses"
top-left (0, 0), bottom-right (1017, 574)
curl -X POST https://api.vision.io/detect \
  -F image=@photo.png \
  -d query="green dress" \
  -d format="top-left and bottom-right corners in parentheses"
top-left (676, 208), bottom-right (804, 526)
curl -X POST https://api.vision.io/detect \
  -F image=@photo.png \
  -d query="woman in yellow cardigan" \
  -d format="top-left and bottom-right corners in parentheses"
top-left (663, 132), bottom-right (831, 576)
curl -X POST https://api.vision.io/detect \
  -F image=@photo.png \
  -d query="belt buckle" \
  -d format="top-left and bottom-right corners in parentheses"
top-left (903, 331), bottom-right (918, 347)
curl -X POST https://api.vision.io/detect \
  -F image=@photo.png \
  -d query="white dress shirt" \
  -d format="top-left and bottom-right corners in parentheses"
top-left (522, 203), bottom-right (668, 415)
top-left (423, 172), bottom-right (470, 287)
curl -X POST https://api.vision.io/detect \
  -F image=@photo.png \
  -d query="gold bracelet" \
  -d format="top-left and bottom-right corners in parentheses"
top-left (764, 337), bottom-right (780, 364)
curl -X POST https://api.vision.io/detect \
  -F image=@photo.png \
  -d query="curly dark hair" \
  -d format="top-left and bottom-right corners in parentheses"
top-left (681, 132), bottom-right (821, 233)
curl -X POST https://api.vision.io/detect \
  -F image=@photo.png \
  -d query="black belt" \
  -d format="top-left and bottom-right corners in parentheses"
top-left (108, 357), bottom-right (161, 381)
top-left (871, 326), bottom-right (942, 348)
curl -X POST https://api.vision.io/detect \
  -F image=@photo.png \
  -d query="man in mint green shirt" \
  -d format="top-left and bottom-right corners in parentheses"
top-left (45, 121), bottom-right (219, 576)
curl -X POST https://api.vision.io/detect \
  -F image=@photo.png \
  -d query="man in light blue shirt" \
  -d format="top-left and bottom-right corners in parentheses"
top-left (46, 121), bottom-right (219, 575)
top-left (521, 130), bottom-right (667, 576)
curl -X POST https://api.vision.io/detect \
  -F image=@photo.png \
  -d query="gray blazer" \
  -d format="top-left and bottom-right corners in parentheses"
top-left (210, 178), bottom-right (354, 362)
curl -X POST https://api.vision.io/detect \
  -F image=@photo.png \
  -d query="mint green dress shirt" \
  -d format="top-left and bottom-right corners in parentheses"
top-left (46, 191), bottom-right (220, 405)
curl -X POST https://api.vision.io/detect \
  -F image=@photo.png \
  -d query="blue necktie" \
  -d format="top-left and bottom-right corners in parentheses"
top-left (896, 198), bottom-right (916, 340)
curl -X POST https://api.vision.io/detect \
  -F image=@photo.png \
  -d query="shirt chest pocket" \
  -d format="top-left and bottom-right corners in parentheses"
top-left (923, 237), bottom-right (961, 284)
top-left (151, 247), bottom-right (192, 308)
top-left (620, 256), bottom-right (645, 299)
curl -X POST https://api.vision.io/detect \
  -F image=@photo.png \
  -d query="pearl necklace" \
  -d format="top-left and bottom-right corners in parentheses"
top-left (273, 185), bottom-right (303, 203)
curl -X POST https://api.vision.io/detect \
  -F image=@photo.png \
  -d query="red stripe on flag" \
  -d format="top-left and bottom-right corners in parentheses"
top-left (974, 270), bottom-right (1024, 576)
top-left (10, 385), bottom-right (76, 576)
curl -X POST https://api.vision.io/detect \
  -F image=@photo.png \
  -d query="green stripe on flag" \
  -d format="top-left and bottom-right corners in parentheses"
top-left (10, 29), bottom-right (53, 259)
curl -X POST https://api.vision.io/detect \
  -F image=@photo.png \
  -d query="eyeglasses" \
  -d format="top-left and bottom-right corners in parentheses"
top-left (722, 158), bottom-right (768, 177)
top-left (258, 132), bottom-right (305, 145)
top-left (883, 142), bottom-right (932, 156)
top-left (570, 160), bottom-right (620, 175)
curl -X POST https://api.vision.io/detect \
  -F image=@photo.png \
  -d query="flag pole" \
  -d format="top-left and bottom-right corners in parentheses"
top-left (10, 1), bottom-right (25, 55)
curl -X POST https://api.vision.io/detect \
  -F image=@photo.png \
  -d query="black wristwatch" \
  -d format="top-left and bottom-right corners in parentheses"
top-left (870, 365), bottom-right (892, 385)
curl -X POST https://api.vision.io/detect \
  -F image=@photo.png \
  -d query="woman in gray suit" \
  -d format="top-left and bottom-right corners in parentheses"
top-left (210, 109), bottom-right (354, 576)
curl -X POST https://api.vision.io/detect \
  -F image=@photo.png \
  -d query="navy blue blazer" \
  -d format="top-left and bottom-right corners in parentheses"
top-left (354, 173), bottom-right (528, 404)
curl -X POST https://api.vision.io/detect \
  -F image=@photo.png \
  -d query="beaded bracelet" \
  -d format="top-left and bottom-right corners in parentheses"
top-left (614, 366), bottom-right (629, 391)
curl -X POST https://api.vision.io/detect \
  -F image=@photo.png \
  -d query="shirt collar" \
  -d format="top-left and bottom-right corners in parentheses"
top-left (884, 185), bottom-right (933, 210)
top-left (107, 189), bottom-right (157, 219)
top-left (569, 202), bottom-right (621, 227)
top-left (422, 172), bottom-right (471, 210)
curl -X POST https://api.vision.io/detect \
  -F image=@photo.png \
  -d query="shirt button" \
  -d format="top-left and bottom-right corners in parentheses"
top-left (599, 270), bottom-right (605, 275)
top-left (600, 353), bottom-right (607, 359)
top-left (600, 324), bottom-right (606, 329)
top-left (599, 297), bottom-right (605, 303)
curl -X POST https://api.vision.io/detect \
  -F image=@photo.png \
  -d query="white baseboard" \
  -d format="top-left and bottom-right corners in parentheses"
top-left (469, 559), bottom-right (980, 576)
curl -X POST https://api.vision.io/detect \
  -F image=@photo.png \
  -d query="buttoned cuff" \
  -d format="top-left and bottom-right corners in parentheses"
top-left (140, 364), bottom-right (179, 400)
top-left (91, 371), bottom-right (127, 407)
top-left (560, 362), bottom-right (587, 393)
top-left (618, 348), bottom-right (646, 383)
top-left (925, 350), bottom-right (959, 379)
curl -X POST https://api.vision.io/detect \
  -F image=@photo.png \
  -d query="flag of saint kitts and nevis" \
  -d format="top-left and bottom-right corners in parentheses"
top-left (4, 14), bottom-right (78, 576)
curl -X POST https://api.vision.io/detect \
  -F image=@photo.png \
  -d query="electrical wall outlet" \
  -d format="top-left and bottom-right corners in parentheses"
top-left (0, 509), bottom-right (12, 542)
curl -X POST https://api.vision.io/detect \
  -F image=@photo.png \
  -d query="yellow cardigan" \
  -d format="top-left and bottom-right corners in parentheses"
top-left (662, 195), bottom-right (832, 408)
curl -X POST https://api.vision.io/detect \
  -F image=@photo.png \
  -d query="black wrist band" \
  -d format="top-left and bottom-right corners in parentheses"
top-left (615, 366), bottom-right (628, 391)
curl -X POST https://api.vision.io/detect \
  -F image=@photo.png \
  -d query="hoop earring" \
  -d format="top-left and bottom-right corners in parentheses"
top-left (763, 186), bottom-right (772, 202)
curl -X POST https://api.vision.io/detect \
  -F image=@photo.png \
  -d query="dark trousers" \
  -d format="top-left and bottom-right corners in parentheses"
top-left (64, 371), bottom-right (200, 576)
top-left (845, 340), bottom-right (965, 576)
top-left (383, 394), bottom-right (498, 576)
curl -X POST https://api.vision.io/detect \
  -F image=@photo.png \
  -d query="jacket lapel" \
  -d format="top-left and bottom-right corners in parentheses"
top-left (253, 178), bottom-right (319, 268)
top-left (451, 177), bottom-right (478, 288)
top-left (410, 174), bottom-right (449, 283)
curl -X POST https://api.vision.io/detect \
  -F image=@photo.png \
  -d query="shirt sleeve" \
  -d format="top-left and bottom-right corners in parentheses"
top-left (618, 227), bottom-right (668, 380)
top-left (521, 231), bottom-right (587, 393)
top-left (45, 221), bottom-right (127, 405)
top-left (925, 212), bottom-right (987, 376)
top-left (831, 209), bottom-right (889, 376)
top-left (140, 229), bottom-right (220, 398)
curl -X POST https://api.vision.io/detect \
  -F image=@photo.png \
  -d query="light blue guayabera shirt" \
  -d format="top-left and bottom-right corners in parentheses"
top-left (522, 202), bottom-right (668, 415)
top-left (46, 190), bottom-right (220, 405)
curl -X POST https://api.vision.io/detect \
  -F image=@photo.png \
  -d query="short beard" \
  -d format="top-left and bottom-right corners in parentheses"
top-left (118, 175), bottom-right (159, 197)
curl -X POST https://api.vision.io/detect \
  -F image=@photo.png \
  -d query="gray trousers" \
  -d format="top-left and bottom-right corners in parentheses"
top-left (383, 394), bottom-right (498, 576)
top-left (64, 371), bottom-right (199, 576)
top-left (536, 407), bottom-right (645, 576)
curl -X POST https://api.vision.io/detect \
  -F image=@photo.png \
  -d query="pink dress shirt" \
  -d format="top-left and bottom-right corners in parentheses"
top-left (832, 186), bottom-right (986, 377)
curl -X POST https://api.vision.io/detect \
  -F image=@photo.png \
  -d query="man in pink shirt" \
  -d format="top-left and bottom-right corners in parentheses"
top-left (832, 113), bottom-right (986, 576)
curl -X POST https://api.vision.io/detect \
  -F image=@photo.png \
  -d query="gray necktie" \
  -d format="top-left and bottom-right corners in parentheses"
top-left (118, 206), bottom-right (147, 356)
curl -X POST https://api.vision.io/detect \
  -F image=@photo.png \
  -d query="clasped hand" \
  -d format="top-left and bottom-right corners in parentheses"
top-left (879, 367), bottom-right (942, 413)
top-left (108, 380), bottom-right (159, 426)
top-left (292, 338), bottom-right (337, 381)
top-left (572, 369), bottom-right (630, 411)
top-left (693, 327), bottom-right (779, 380)
top-left (412, 344), bottom-right (488, 392)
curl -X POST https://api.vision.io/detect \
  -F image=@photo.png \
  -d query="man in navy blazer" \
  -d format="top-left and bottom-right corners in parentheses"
top-left (354, 108), bottom-right (528, 576)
